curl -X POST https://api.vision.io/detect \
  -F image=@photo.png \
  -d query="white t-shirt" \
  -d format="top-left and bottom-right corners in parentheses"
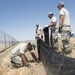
top-left (50, 16), bottom-right (57, 25)
top-left (60, 8), bottom-right (70, 25)
top-left (11, 43), bottom-right (28, 55)
top-left (36, 26), bottom-right (43, 36)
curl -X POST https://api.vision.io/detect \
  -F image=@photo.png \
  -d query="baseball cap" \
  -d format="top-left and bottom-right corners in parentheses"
top-left (28, 42), bottom-right (36, 50)
top-left (35, 23), bottom-right (39, 26)
top-left (48, 12), bottom-right (53, 15)
top-left (57, 2), bottom-right (64, 7)
top-left (30, 41), bottom-right (36, 49)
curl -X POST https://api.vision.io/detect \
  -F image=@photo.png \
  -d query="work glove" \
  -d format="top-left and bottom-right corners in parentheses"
top-left (41, 35), bottom-right (43, 39)
top-left (43, 25), bottom-right (49, 29)
top-left (59, 27), bottom-right (61, 33)
top-left (37, 59), bottom-right (40, 63)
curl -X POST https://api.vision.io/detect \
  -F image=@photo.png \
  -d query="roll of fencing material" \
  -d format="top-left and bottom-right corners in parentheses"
top-left (37, 38), bottom-right (75, 75)
top-left (43, 27), bottom-right (49, 45)
top-left (50, 30), bottom-right (54, 48)
top-left (37, 38), bottom-right (41, 61)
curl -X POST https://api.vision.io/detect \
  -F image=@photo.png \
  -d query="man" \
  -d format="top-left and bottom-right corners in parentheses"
top-left (35, 23), bottom-right (44, 39)
top-left (10, 42), bottom-right (38, 68)
top-left (57, 2), bottom-right (72, 54)
top-left (48, 12), bottom-right (58, 50)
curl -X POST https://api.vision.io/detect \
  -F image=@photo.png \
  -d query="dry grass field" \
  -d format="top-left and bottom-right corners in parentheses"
top-left (0, 37), bottom-right (75, 75)
top-left (0, 43), bottom-right (11, 51)
top-left (0, 43), bottom-right (5, 51)
top-left (0, 52), bottom-right (46, 75)
top-left (0, 43), bottom-right (46, 75)
top-left (58, 37), bottom-right (75, 58)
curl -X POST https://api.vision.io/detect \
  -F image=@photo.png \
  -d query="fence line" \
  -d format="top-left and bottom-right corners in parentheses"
top-left (0, 30), bottom-right (18, 53)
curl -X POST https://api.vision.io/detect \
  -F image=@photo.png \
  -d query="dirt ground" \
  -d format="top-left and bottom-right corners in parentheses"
top-left (0, 45), bottom-right (46, 75)
top-left (58, 37), bottom-right (75, 58)
top-left (0, 56), bottom-right (46, 75)
top-left (0, 37), bottom-right (75, 75)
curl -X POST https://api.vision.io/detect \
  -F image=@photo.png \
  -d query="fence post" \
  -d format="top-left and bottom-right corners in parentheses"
top-left (4, 33), bottom-right (7, 49)
top-left (9, 36), bottom-right (10, 46)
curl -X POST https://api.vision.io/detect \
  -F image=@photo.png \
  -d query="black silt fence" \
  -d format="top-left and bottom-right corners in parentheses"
top-left (43, 27), bottom-right (49, 45)
top-left (37, 38), bottom-right (75, 75)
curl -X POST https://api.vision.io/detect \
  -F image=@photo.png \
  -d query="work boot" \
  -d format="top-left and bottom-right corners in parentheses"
top-left (62, 48), bottom-right (72, 55)
top-left (11, 60), bottom-right (23, 68)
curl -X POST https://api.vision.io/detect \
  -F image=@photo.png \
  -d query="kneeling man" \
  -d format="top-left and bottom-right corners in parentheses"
top-left (10, 42), bottom-right (38, 68)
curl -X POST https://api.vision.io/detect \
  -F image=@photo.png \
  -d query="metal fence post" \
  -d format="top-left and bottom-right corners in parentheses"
top-left (9, 36), bottom-right (10, 46)
top-left (4, 33), bottom-right (7, 49)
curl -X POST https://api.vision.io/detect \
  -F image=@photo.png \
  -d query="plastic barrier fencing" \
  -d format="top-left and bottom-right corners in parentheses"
top-left (43, 27), bottom-right (49, 45)
top-left (37, 38), bottom-right (75, 75)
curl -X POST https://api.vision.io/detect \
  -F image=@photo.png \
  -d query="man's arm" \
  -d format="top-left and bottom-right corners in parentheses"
top-left (59, 15), bottom-right (64, 27)
top-left (30, 51), bottom-right (38, 62)
top-left (20, 53), bottom-right (28, 65)
top-left (48, 22), bottom-right (56, 27)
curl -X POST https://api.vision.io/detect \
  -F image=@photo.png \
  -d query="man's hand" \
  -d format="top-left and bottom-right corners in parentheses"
top-left (36, 59), bottom-right (40, 63)
top-left (48, 22), bottom-right (56, 27)
top-left (30, 52), bottom-right (38, 63)
top-left (26, 64), bottom-right (32, 68)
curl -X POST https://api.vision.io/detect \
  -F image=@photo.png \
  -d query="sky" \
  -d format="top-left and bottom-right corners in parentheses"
top-left (0, 0), bottom-right (75, 41)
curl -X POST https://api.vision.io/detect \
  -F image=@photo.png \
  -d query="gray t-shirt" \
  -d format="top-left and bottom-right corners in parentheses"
top-left (60, 8), bottom-right (70, 25)
top-left (11, 43), bottom-right (28, 55)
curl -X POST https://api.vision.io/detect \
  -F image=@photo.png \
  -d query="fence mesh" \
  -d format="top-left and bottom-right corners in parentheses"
top-left (37, 38), bottom-right (75, 75)
top-left (0, 30), bottom-right (18, 52)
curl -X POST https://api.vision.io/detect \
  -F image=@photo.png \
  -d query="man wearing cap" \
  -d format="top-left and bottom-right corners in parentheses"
top-left (48, 12), bottom-right (58, 49)
top-left (57, 2), bottom-right (72, 54)
top-left (35, 23), bottom-right (44, 39)
top-left (10, 42), bottom-right (38, 68)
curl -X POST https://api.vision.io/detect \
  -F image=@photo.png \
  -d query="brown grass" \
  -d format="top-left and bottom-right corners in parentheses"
top-left (0, 43), bottom-right (5, 51)
top-left (0, 48), bottom-right (46, 75)
top-left (0, 43), bottom-right (12, 51)
top-left (0, 37), bottom-right (75, 75)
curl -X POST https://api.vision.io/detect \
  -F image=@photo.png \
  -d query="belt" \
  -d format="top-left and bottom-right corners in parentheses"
top-left (63, 25), bottom-right (70, 27)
